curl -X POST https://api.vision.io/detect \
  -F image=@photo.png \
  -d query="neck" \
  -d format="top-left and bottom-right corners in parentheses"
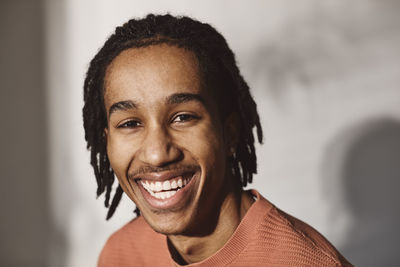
top-left (167, 186), bottom-right (254, 264)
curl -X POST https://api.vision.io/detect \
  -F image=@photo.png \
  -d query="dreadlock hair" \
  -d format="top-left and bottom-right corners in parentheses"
top-left (83, 14), bottom-right (263, 220)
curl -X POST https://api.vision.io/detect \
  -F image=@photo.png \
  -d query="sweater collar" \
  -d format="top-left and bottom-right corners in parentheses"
top-left (169, 189), bottom-right (273, 266)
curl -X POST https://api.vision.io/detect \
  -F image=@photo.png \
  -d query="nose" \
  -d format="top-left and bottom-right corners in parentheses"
top-left (137, 125), bottom-right (182, 167)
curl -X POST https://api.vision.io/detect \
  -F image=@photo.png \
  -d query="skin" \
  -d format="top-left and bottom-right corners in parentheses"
top-left (104, 44), bottom-right (254, 264)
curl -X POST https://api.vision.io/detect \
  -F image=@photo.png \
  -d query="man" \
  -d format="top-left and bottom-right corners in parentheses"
top-left (83, 14), bottom-right (352, 266)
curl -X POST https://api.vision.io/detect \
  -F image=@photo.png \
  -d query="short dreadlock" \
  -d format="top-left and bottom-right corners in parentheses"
top-left (83, 14), bottom-right (263, 220)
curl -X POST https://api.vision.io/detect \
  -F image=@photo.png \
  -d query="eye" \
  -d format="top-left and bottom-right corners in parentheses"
top-left (172, 113), bottom-right (199, 123)
top-left (117, 119), bottom-right (141, 129)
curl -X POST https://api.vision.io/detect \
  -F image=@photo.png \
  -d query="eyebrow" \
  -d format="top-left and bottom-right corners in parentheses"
top-left (167, 93), bottom-right (205, 105)
top-left (108, 100), bottom-right (137, 116)
top-left (108, 93), bottom-right (205, 117)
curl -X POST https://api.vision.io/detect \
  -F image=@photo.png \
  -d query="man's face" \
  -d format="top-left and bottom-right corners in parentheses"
top-left (104, 44), bottom-right (231, 235)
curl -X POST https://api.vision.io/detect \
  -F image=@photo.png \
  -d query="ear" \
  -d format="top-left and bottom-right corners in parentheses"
top-left (223, 112), bottom-right (239, 157)
top-left (104, 127), bottom-right (109, 143)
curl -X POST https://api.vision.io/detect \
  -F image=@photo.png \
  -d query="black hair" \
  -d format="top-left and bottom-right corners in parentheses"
top-left (83, 14), bottom-right (263, 220)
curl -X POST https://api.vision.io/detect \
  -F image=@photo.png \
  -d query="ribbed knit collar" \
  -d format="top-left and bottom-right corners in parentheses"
top-left (170, 189), bottom-right (273, 267)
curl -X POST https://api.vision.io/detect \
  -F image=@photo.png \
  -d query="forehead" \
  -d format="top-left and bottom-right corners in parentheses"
top-left (104, 44), bottom-right (205, 106)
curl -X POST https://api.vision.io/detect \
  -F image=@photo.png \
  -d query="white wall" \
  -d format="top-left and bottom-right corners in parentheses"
top-left (45, 1), bottom-right (400, 266)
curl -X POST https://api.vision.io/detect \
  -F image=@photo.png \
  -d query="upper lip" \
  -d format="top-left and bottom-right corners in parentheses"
top-left (130, 169), bottom-right (194, 182)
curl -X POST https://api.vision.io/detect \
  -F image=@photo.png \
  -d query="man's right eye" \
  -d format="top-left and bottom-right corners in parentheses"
top-left (117, 120), bottom-right (141, 128)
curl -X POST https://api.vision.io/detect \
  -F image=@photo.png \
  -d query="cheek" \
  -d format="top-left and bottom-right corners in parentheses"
top-left (107, 134), bottom-right (136, 179)
top-left (178, 122), bottom-right (226, 171)
top-left (107, 134), bottom-right (143, 203)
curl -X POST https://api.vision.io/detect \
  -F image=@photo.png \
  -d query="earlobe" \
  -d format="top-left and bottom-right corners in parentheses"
top-left (104, 128), bottom-right (109, 143)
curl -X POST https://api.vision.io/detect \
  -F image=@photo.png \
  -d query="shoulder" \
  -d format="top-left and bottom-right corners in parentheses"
top-left (97, 216), bottom-right (169, 267)
top-left (251, 196), bottom-right (352, 266)
top-left (101, 216), bottom-right (152, 250)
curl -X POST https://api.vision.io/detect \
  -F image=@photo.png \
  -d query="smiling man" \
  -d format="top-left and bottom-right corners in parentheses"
top-left (83, 14), bottom-right (352, 266)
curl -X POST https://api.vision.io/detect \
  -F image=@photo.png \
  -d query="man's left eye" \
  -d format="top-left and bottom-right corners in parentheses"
top-left (172, 114), bottom-right (198, 123)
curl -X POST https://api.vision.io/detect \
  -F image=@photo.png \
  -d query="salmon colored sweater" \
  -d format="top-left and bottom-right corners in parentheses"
top-left (98, 190), bottom-right (352, 266)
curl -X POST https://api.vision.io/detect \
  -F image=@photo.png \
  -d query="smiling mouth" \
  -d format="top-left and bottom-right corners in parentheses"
top-left (129, 166), bottom-right (200, 209)
top-left (136, 173), bottom-right (194, 200)
top-left (139, 175), bottom-right (192, 200)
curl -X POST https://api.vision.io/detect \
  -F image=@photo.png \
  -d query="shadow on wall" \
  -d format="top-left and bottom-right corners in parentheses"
top-left (323, 118), bottom-right (400, 267)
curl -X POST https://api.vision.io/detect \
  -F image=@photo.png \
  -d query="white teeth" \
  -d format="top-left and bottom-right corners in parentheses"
top-left (171, 180), bottom-right (177, 189)
top-left (142, 181), bottom-right (150, 191)
top-left (140, 175), bottom-right (192, 200)
top-left (154, 182), bottom-right (162, 192)
top-left (151, 190), bottom-right (175, 200)
top-left (177, 179), bottom-right (183, 187)
top-left (162, 180), bottom-right (171, 191)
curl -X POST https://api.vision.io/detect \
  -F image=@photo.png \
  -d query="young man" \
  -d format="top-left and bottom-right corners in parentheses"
top-left (83, 14), bottom-right (352, 266)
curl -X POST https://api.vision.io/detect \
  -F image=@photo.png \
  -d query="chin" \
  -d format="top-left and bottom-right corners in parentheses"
top-left (142, 210), bottom-right (194, 236)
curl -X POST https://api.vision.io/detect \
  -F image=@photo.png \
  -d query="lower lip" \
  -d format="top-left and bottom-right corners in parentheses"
top-left (137, 173), bottom-right (198, 210)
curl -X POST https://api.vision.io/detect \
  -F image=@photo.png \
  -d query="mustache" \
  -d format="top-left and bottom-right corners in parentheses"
top-left (127, 163), bottom-right (201, 180)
